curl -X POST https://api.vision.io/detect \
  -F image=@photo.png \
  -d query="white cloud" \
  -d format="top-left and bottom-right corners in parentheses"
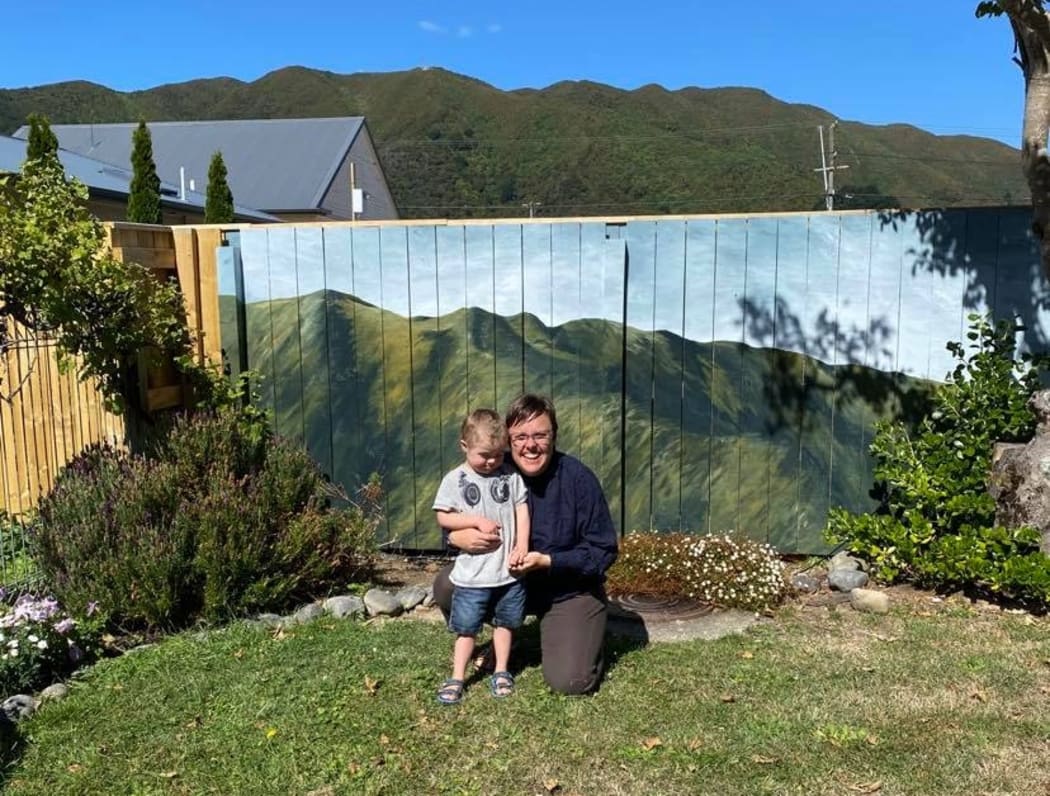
top-left (418, 20), bottom-right (502, 37)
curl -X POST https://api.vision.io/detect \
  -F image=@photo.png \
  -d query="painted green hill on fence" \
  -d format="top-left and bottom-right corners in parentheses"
top-left (222, 289), bottom-right (931, 551)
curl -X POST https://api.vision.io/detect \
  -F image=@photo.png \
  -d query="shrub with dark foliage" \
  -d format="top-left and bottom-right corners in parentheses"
top-left (33, 411), bottom-right (378, 628)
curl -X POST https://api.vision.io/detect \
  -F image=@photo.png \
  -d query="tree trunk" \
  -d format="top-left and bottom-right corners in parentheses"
top-left (1002, 1), bottom-right (1050, 279)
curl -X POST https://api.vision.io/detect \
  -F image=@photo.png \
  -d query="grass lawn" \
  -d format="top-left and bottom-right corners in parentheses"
top-left (3, 598), bottom-right (1050, 795)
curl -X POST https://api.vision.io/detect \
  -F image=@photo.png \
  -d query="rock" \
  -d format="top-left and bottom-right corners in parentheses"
top-left (827, 568), bottom-right (869, 592)
top-left (828, 551), bottom-right (864, 571)
top-left (253, 613), bottom-right (284, 628)
top-left (850, 588), bottom-right (890, 614)
top-left (363, 588), bottom-right (404, 617)
top-left (990, 390), bottom-right (1050, 553)
top-left (323, 595), bottom-right (365, 619)
top-left (2, 695), bottom-right (37, 723)
top-left (791, 574), bottom-right (821, 594)
top-left (289, 602), bottom-right (324, 625)
top-left (394, 585), bottom-right (428, 611)
top-left (39, 683), bottom-right (70, 702)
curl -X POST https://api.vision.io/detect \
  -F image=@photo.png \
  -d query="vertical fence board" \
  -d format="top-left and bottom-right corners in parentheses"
top-left (708, 218), bottom-right (748, 534)
top-left (682, 220), bottom-right (717, 535)
top-left (522, 224), bottom-right (555, 399)
top-left (549, 223), bottom-right (584, 458)
top-left (493, 225), bottom-right (525, 414)
top-left (321, 227), bottom-right (364, 500)
top-left (650, 221), bottom-right (687, 533)
top-left (623, 221), bottom-right (657, 532)
top-left (435, 226), bottom-right (469, 482)
top-left (408, 226), bottom-right (443, 548)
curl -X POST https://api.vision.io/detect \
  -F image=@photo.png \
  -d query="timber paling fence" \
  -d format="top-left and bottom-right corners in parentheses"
top-left (0, 224), bottom-right (224, 588)
top-left (1, 208), bottom-right (1047, 560)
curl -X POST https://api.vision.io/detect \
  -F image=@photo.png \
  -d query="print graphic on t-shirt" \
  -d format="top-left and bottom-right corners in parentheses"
top-left (458, 471), bottom-right (481, 507)
top-left (489, 476), bottom-right (510, 503)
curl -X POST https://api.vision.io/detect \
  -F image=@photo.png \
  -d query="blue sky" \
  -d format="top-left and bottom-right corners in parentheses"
top-left (2, 1), bottom-right (1025, 146)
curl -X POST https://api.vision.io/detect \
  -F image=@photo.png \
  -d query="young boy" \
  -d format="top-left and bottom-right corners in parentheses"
top-left (433, 408), bottom-right (530, 704)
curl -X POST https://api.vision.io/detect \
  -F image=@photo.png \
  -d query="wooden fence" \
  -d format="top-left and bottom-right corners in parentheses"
top-left (217, 208), bottom-right (1050, 553)
top-left (5, 210), bottom-right (1050, 555)
top-left (0, 223), bottom-right (223, 519)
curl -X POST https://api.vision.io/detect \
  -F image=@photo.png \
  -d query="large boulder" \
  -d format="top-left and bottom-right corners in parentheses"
top-left (989, 390), bottom-right (1050, 552)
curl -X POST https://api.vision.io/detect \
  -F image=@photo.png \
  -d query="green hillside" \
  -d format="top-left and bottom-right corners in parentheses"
top-left (220, 289), bottom-right (932, 552)
top-left (0, 67), bottom-right (1028, 217)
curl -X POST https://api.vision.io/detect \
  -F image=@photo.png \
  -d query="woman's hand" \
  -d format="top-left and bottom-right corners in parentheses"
top-left (509, 551), bottom-right (551, 575)
top-left (447, 526), bottom-right (502, 554)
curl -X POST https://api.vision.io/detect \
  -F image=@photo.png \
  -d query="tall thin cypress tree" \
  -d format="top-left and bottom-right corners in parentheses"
top-left (205, 151), bottom-right (235, 223)
top-left (127, 121), bottom-right (162, 224)
top-left (25, 113), bottom-right (60, 166)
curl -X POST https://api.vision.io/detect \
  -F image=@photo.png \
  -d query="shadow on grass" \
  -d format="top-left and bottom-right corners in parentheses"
top-left (0, 720), bottom-right (25, 787)
top-left (467, 606), bottom-right (649, 694)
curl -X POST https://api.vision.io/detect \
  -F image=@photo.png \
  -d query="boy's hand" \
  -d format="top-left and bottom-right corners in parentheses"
top-left (508, 545), bottom-right (529, 568)
top-left (509, 551), bottom-right (551, 574)
top-left (477, 518), bottom-right (501, 536)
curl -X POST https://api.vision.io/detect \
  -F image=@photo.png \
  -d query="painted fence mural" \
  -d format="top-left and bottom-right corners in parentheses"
top-left (217, 208), bottom-right (1050, 553)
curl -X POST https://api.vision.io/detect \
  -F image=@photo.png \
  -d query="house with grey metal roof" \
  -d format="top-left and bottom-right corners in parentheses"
top-left (16, 117), bottom-right (399, 222)
top-left (0, 135), bottom-right (278, 224)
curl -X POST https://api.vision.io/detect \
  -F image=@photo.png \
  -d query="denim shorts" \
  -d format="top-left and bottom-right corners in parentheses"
top-left (448, 581), bottom-right (526, 636)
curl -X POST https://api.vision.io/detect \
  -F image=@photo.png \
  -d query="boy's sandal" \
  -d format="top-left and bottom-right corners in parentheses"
top-left (436, 678), bottom-right (465, 705)
top-left (490, 671), bottom-right (515, 698)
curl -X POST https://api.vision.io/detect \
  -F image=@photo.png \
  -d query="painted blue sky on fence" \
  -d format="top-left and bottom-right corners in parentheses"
top-left (228, 210), bottom-right (1047, 384)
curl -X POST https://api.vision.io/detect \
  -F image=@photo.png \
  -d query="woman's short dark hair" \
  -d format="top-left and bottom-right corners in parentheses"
top-left (505, 393), bottom-right (558, 439)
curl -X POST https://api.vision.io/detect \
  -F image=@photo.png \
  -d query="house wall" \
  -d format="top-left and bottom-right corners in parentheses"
top-left (88, 196), bottom-right (205, 225)
top-left (320, 128), bottom-right (399, 221)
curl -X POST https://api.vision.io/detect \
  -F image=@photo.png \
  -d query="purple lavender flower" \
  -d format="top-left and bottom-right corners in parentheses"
top-left (53, 617), bottom-right (75, 635)
top-left (86, 601), bottom-right (99, 617)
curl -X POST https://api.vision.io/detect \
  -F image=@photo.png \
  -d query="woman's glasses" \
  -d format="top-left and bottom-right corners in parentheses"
top-left (510, 431), bottom-right (552, 447)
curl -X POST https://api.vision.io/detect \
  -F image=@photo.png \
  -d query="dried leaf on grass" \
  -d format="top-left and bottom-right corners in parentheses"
top-left (847, 782), bottom-right (882, 794)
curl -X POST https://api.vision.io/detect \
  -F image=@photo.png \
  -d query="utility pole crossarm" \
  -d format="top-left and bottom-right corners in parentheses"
top-left (814, 122), bottom-right (850, 210)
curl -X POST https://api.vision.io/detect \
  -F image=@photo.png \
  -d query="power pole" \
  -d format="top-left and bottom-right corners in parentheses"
top-left (522, 200), bottom-right (542, 218)
top-left (814, 121), bottom-right (849, 211)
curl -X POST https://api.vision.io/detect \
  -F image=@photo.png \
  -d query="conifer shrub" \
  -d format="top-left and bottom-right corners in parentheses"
top-left (32, 410), bottom-right (379, 629)
top-left (826, 315), bottom-right (1050, 607)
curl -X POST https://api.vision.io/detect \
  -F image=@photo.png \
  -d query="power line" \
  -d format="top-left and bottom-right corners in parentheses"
top-left (396, 189), bottom-right (1027, 213)
top-left (375, 122), bottom-right (834, 148)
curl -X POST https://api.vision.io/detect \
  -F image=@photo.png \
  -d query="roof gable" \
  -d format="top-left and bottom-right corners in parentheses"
top-left (17, 118), bottom-right (366, 213)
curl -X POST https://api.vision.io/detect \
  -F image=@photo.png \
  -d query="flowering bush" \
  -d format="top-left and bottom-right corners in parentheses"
top-left (606, 532), bottom-right (786, 612)
top-left (0, 594), bottom-right (103, 697)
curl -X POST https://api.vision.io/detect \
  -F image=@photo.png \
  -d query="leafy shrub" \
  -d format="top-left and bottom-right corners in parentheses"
top-left (0, 513), bottom-right (37, 591)
top-left (606, 531), bottom-right (786, 612)
top-left (0, 595), bottom-right (103, 696)
top-left (826, 315), bottom-right (1050, 606)
top-left (33, 410), bottom-right (380, 628)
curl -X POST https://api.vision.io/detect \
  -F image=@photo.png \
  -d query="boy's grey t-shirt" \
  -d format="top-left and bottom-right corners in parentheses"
top-left (433, 462), bottom-right (527, 588)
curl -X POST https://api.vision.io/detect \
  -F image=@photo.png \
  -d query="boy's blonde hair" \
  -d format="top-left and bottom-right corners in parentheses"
top-left (460, 408), bottom-right (507, 448)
